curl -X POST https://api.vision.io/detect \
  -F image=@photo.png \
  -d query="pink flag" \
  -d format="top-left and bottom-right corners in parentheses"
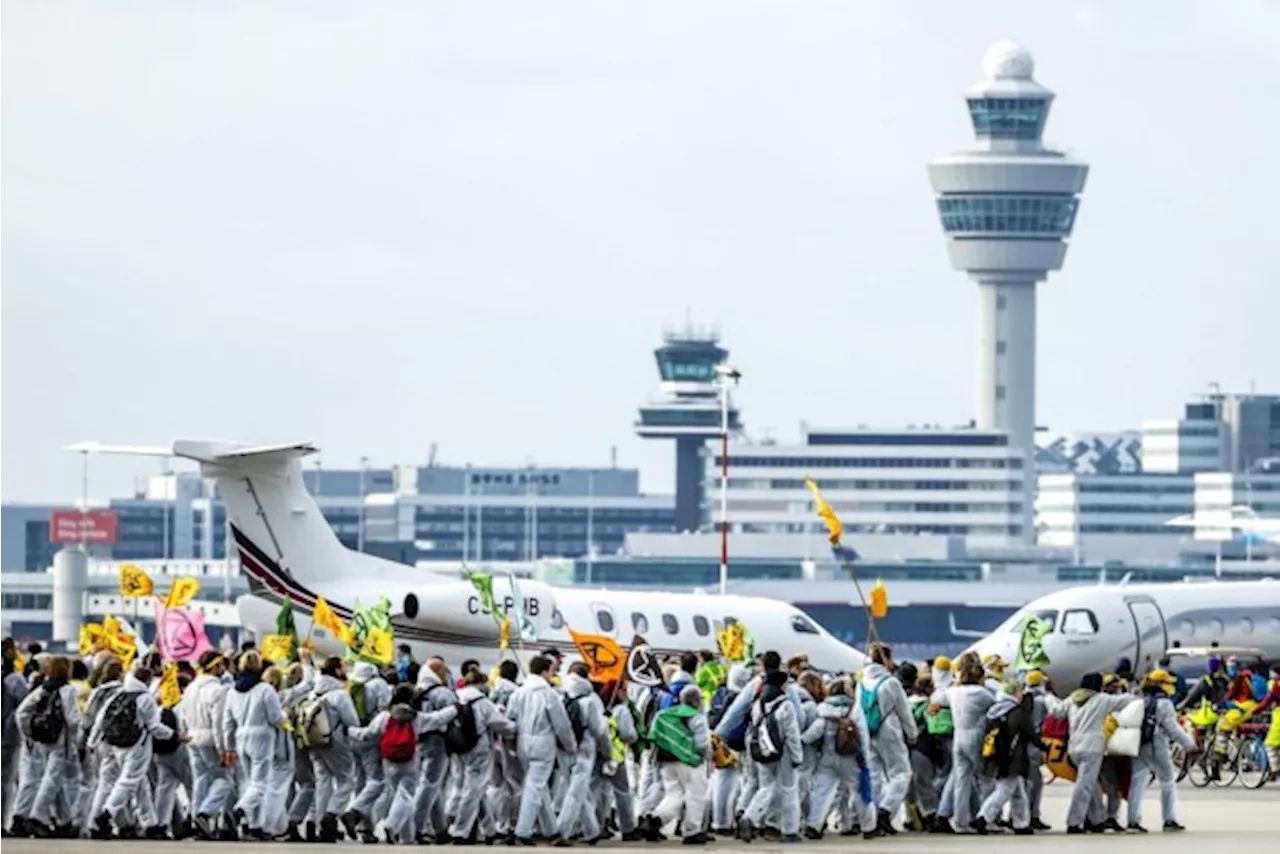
top-left (153, 600), bottom-right (214, 662)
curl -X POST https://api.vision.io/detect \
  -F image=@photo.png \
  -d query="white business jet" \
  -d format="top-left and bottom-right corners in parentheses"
top-left (964, 579), bottom-right (1280, 689)
top-left (70, 440), bottom-right (864, 673)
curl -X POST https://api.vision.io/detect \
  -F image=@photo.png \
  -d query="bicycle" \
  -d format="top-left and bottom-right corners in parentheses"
top-left (1235, 721), bottom-right (1274, 789)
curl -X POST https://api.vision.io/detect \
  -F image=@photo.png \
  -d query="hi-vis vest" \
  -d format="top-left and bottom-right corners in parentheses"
top-left (608, 716), bottom-right (627, 765)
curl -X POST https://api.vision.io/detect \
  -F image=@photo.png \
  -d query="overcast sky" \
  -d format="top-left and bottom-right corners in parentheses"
top-left (3, 0), bottom-right (1278, 503)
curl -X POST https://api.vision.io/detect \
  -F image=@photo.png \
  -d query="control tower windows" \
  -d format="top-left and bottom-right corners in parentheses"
top-left (967, 97), bottom-right (1047, 139)
top-left (659, 360), bottom-right (717, 382)
top-left (937, 195), bottom-right (1078, 235)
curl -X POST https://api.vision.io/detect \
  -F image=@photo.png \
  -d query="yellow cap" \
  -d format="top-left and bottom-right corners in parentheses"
top-left (1025, 670), bottom-right (1045, 687)
top-left (1145, 670), bottom-right (1176, 695)
top-left (934, 655), bottom-right (952, 673)
top-left (983, 654), bottom-right (1007, 671)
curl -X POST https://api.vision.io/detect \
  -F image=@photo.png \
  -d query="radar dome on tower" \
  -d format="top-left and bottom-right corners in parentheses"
top-left (982, 40), bottom-right (1035, 80)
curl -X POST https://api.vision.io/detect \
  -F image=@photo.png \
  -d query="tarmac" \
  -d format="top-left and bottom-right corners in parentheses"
top-left (3, 781), bottom-right (1274, 854)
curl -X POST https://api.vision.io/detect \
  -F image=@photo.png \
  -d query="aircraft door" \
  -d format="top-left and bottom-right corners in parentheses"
top-left (1126, 598), bottom-right (1168, 675)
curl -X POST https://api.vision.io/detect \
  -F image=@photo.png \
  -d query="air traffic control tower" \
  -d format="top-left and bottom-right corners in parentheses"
top-left (928, 41), bottom-right (1089, 541)
top-left (635, 327), bottom-right (741, 532)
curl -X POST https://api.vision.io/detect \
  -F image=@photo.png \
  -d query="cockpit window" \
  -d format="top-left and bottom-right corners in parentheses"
top-left (791, 615), bottom-right (820, 634)
top-left (1003, 609), bottom-right (1058, 634)
top-left (1061, 609), bottom-right (1098, 635)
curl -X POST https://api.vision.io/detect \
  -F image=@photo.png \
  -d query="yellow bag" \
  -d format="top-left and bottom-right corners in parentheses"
top-left (982, 729), bottom-right (997, 759)
top-left (1188, 699), bottom-right (1219, 729)
top-left (1041, 737), bottom-right (1077, 781)
top-left (711, 734), bottom-right (736, 770)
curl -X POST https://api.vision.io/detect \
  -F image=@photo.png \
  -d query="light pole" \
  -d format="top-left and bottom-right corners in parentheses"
top-left (715, 363), bottom-right (742, 596)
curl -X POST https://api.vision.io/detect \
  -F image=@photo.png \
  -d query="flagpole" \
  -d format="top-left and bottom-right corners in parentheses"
top-left (715, 364), bottom-right (740, 596)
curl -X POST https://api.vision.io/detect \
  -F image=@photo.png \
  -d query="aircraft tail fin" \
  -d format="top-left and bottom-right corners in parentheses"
top-left (68, 439), bottom-right (351, 585)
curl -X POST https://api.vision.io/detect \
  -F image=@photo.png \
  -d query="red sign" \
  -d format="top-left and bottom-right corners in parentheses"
top-left (49, 510), bottom-right (119, 545)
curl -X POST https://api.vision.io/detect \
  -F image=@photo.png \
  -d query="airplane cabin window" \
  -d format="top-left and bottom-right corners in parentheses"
top-left (1180, 619), bottom-right (1195, 638)
top-left (693, 616), bottom-right (710, 637)
top-left (1060, 609), bottom-right (1098, 635)
top-left (791, 615), bottom-right (820, 634)
top-left (596, 609), bottom-right (615, 634)
top-left (551, 608), bottom-right (565, 630)
top-left (1240, 617), bottom-right (1254, 636)
top-left (723, 616), bottom-right (739, 627)
top-left (1210, 618), bottom-right (1224, 636)
top-left (632, 612), bottom-right (649, 634)
top-left (662, 614), bottom-right (679, 635)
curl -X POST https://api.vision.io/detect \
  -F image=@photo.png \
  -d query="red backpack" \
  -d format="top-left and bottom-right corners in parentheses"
top-left (381, 717), bottom-right (416, 762)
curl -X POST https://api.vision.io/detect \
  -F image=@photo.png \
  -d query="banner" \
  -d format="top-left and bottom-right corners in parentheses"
top-left (1016, 615), bottom-right (1053, 671)
top-left (507, 572), bottom-right (539, 642)
top-left (275, 599), bottom-right (300, 662)
top-left (717, 623), bottom-right (753, 663)
top-left (360, 626), bottom-right (394, 666)
top-left (464, 570), bottom-right (499, 622)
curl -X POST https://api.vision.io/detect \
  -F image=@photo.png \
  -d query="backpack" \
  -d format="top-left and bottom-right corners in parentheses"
top-left (101, 691), bottom-right (145, 748)
top-left (859, 677), bottom-right (890, 736)
top-left (925, 705), bottom-right (954, 736)
top-left (28, 688), bottom-right (65, 745)
top-left (648, 705), bottom-right (702, 767)
top-left (349, 681), bottom-right (370, 726)
top-left (444, 700), bottom-right (481, 755)
top-left (565, 695), bottom-right (587, 744)
top-left (707, 686), bottom-right (735, 731)
top-left (748, 698), bottom-right (785, 764)
top-left (827, 708), bottom-right (861, 756)
top-left (153, 707), bottom-right (182, 755)
top-left (295, 692), bottom-right (335, 750)
top-left (381, 716), bottom-right (417, 762)
top-left (1140, 697), bottom-right (1158, 746)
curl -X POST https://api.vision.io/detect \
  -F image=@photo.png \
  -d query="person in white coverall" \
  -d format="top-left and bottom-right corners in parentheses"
top-left (739, 669), bottom-right (804, 842)
top-left (350, 683), bottom-right (458, 845)
top-left (449, 669), bottom-right (514, 843)
top-left (183, 650), bottom-right (233, 838)
top-left (485, 661), bottom-right (524, 841)
top-left (938, 658), bottom-right (995, 833)
top-left (507, 655), bottom-right (578, 843)
top-left (223, 650), bottom-right (286, 839)
top-left (15, 656), bottom-right (82, 837)
top-left (413, 658), bottom-right (458, 842)
top-left (342, 661), bottom-right (392, 840)
top-left (1046, 672), bottom-right (1140, 833)
top-left (555, 664), bottom-right (611, 844)
top-left (858, 645), bottom-right (917, 835)
top-left (1126, 671), bottom-right (1195, 833)
top-left (803, 676), bottom-right (875, 839)
top-left (89, 666), bottom-right (181, 838)
top-left (2, 639), bottom-right (30, 835)
top-left (310, 657), bottom-right (361, 842)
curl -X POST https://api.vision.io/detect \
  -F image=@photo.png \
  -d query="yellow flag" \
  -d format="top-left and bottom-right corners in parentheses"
top-left (110, 633), bottom-right (137, 669)
top-left (360, 627), bottom-right (394, 665)
top-left (165, 577), bottom-right (201, 609)
top-left (870, 579), bottom-right (889, 619)
top-left (312, 597), bottom-right (354, 647)
top-left (119, 564), bottom-right (155, 598)
top-left (261, 634), bottom-right (294, 662)
top-left (157, 663), bottom-right (182, 709)
top-left (79, 623), bottom-right (104, 656)
top-left (499, 617), bottom-right (511, 651)
top-left (804, 477), bottom-right (844, 546)
top-left (717, 623), bottom-right (745, 662)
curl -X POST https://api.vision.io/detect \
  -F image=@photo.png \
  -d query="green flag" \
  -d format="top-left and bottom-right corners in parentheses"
top-left (275, 599), bottom-right (299, 662)
top-left (464, 569), bottom-right (500, 625)
top-left (1015, 616), bottom-right (1053, 671)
